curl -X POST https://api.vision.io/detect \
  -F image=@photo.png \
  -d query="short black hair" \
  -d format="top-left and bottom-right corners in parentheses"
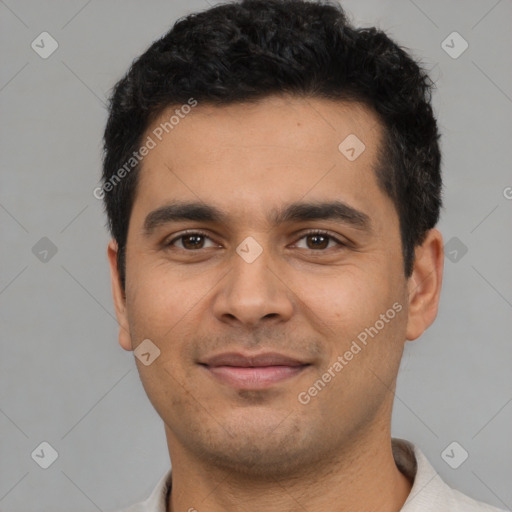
top-left (101, 0), bottom-right (442, 290)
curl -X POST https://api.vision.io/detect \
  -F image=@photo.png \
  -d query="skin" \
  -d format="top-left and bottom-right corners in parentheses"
top-left (108, 95), bottom-right (444, 512)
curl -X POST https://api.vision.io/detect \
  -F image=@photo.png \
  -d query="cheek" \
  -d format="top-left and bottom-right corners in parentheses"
top-left (297, 265), bottom-right (389, 319)
top-left (125, 262), bottom-right (196, 342)
top-left (297, 264), bottom-right (406, 352)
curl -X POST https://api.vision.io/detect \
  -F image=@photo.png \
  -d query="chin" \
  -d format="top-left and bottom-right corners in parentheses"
top-left (185, 414), bottom-right (328, 479)
top-left (198, 442), bottom-right (313, 479)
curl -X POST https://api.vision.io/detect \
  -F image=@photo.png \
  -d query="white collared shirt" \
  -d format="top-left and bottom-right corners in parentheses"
top-left (112, 438), bottom-right (508, 512)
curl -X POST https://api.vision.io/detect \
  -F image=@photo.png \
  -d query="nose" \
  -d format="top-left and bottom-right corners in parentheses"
top-left (211, 241), bottom-right (294, 329)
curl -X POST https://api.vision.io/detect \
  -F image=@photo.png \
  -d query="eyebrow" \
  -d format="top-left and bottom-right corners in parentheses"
top-left (142, 200), bottom-right (372, 237)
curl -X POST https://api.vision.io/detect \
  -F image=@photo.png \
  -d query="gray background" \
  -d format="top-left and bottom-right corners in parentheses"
top-left (1, 0), bottom-right (511, 510)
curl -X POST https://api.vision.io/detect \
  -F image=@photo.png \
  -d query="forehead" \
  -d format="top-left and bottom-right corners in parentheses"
top-left (132, 95), bottom-right (389, 226)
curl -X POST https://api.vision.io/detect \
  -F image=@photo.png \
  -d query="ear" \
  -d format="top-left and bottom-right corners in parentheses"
top-left (406, 228), bottom-right (444, 341)
top-left (107, 239), bottom-right (133, 351)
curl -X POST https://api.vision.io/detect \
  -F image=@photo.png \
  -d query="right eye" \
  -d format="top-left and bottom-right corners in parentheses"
top-left (164, 230), bottom-right (219, 251)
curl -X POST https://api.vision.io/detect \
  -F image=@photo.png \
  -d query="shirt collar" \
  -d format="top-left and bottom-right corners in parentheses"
top-left (139, 438), bottom-right (487, 511)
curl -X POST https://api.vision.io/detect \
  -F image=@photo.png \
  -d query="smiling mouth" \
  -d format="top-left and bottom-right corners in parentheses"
top-left (203, 364), bottom-right (310, 389)
top-left (199, 352), bottom-right (311, 390)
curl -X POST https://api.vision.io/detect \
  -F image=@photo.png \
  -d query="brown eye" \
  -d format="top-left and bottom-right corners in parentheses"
top-left (180, 234), bottom-right (205, 249)
top-left (306, 233), bottom-right (329, 250)
top-left (295, 230), bottom-right (346, 251)
top-left (165, 231), bottom-right (216, 250)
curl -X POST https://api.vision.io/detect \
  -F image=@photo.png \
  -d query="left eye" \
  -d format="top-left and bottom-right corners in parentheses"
top-left (165, 231), bottom-right (345, 251)
top-left (294, 231), bottom-right (345, 250)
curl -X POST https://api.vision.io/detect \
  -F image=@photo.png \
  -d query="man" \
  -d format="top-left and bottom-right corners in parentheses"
top-left (99, 1), bottom-right (506, 510)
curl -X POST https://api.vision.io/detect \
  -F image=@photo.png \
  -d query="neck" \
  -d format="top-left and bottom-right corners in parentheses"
top-left (165, 425), bottom-right (412, 512)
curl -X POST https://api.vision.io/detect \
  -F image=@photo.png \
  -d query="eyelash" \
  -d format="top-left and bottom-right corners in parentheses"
top-left (164, 229), bottom-right (347, 251)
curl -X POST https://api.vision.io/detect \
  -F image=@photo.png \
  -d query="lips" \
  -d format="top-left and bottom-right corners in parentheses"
top-left (200, 352), bottom-right (310, 389)
top-left (202, 352), bottom-right (307, 367)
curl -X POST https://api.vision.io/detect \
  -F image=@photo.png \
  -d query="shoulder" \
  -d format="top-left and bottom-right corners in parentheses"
top-left (107, 468), bottom-right (173, 512)
top-left (449, 487), bottom-right (508, 512)
top-left (392, 439), bottom-right (508, 512)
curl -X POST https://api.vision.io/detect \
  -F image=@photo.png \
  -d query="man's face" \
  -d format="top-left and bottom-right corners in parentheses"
top-left (111, 95), bottom-right (415, 476)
